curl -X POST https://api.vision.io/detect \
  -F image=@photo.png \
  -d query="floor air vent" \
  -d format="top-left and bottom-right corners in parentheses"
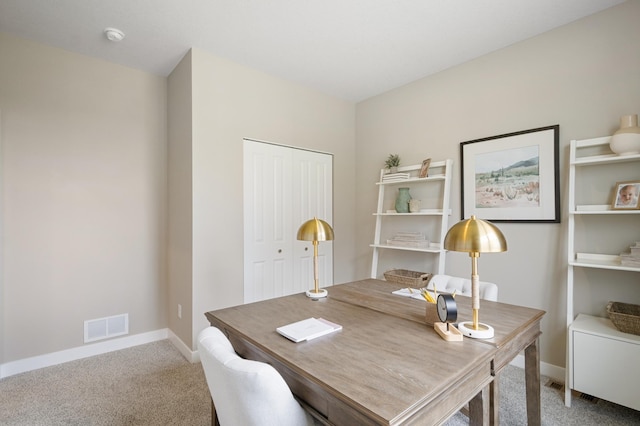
top-left (544, 380), bottom-right (599, 404)
top-left (546, 380), bottom-right (564, 391)
top-left (84, 313), bottom-right (129, 343)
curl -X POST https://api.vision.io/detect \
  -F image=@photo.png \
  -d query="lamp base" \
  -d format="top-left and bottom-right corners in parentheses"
top-left (306, 289), bottom-right (328, 298)
top-left (457, 321), bottom-right (494, 339)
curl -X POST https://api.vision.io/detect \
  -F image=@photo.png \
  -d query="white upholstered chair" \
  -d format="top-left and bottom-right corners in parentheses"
top-left (197, 327), bottom-right (316, 426)
top-left (425, 274), bottom-right (498, 302)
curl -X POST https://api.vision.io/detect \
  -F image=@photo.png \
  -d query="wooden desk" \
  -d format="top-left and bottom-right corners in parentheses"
top-left (205, 279), bottom-right (544, 425)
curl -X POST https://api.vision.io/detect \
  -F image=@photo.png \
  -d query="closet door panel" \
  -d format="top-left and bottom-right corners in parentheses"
top-left (293, 149), bottom-right (333, 290)
top-left (243, 141), bottom-right (293, 302)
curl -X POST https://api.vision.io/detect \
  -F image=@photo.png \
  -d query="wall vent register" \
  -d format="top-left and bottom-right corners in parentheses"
top-left (84, 313), bottom-right (129, 343)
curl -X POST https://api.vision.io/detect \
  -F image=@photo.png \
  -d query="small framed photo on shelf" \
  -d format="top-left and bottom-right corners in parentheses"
top-left (419, 158), bottom-right (431, 178)
top-left (612, 181), bottom-right (640, 210)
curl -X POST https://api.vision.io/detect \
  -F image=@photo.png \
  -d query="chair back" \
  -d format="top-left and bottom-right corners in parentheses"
top-left (197, 327), bottom-right (314, 426)
top-left (426, 274), bottom-right (498, 301)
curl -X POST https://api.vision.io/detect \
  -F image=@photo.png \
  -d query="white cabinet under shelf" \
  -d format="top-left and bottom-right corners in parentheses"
top-left (370, 159), bottom-right (452, 279)
top-left (570, 314), bottom-right (640, 411)
top-left (565, 136), bottom-right (640, 409)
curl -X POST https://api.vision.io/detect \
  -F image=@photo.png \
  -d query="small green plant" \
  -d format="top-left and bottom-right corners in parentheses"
top-left (384, 154), bottom-right (400, 169)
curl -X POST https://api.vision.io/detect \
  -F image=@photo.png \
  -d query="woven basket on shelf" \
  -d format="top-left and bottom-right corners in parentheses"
top-left (607, 301), bottom-right (640, 336)
top-left (383, 269), bottom-right (432, 287)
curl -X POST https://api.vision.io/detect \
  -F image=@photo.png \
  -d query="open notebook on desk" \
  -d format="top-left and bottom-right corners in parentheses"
top-left (392, 287), bottom-right (434, 301)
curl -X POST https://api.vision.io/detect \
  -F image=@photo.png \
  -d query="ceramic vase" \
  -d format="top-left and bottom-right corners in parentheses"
top-left (610, 114), bottom-right (640, 155)
top-left (395, 187), bottom-right (411, 213)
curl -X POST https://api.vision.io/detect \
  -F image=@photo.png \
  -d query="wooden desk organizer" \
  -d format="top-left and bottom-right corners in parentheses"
top-left (434, 322), bottom-right (463, 341)
top-left (427, 302), bottom-right (463, 341)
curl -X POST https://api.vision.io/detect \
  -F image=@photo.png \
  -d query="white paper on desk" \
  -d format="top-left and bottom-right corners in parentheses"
top-left (277, 318), bottom-right (342, 343)
top-left (392, 288), bottom-right (434, 301)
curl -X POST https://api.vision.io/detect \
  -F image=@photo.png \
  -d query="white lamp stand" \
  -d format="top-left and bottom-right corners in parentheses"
top-left (306, 289), bottom-right (328, 298)
top-left (457, 322), bottom-right (494, 339)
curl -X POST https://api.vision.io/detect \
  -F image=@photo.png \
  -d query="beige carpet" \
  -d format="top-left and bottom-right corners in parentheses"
top-left (1, 339), bottom-right (639, 425)
top-left (444, 364), bottom-right (640, 426)
top-left (0, 340), bottom-right (211, 425)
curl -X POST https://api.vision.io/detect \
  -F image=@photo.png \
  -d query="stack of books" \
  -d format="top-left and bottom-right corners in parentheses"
top-left (381, 172), bottom-right (410, 183)
top-left (386, 231), bottom-right (429, 248)
top-left (620, 242), bottom-right (640, 267)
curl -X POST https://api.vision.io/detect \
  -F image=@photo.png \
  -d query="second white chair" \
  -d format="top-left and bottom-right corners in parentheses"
top-left (425, 274), bottom-right (498, 301)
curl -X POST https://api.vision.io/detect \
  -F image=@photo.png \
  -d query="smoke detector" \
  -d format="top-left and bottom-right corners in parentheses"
top-left (104, 27), bottom-right (125, 42)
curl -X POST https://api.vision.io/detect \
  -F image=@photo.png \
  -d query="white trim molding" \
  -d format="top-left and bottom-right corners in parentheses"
top-left (168, 329), bottom-right (199, 363)
top-left (510, 353), bottom-right (565, 384)
top-left (0, 328), bottom-right (172, 379)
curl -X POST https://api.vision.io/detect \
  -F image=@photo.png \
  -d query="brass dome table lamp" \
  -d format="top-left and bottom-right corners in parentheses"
top-left (297, 217), bottom-right (334, 298)
top-left (444, 215), bottom-right (507, 339)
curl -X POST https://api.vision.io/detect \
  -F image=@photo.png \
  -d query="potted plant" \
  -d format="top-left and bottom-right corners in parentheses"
top-left (385, 154), bottom-right (400, 173)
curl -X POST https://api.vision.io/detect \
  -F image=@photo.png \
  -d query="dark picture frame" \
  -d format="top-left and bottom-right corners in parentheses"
top-left (460, 125), bottom-right (560, 223)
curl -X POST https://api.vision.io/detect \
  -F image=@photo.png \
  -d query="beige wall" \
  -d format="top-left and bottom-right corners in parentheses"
top-left (0, 110), bottom-right (3, 361)
top-left (169, 48), bottom-right (357, 349)
top-left (167, 51), bottom-right (194, 348)
top-left (0, 33), bottom-right (356, 364)
top-left (355, 1), bottom-right (640, 368)
top-left (0, 33), bottom-right (168, 362)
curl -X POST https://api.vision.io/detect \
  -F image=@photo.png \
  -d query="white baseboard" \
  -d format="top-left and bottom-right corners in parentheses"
top-left (0, 328), bottom-right (171, 379)
top-left (168, 329), bottom-right (199, 363)
top-left (509, 354), bottom-right (566, 383)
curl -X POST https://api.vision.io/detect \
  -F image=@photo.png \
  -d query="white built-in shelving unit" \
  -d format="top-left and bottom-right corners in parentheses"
top-left (565, 136), bottom-right (640, 410)
top-left (370, 159), bottom-right (452, 279)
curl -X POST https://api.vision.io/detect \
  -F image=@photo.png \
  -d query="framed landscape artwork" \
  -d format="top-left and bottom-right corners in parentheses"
top-left (460, 125), bottom-right (560, 223)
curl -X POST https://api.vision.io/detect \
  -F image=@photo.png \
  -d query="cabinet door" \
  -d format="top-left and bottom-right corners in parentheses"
top-left (573, 330), bottom-right (640, 411)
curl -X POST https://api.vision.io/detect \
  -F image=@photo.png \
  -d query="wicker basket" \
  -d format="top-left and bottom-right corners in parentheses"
top-left (607, 301), bottom-right (640, 336)
top-left (383, 269), bottom-right (432, 287)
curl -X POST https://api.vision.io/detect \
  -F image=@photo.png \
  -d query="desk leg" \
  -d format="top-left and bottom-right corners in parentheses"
top-left (489, 372), bottom-right (499, 426)
top-left (468, 385), bottom-right (490, 426)
top-left (211, 399), bottom-right (220, 426)
top-left (524, 337), bottom-right (541, 426)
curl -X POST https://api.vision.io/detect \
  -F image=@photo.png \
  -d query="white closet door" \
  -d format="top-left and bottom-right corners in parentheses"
top-left (243, 141), bottom-right (293, 303)
top-left (243, 140), bottom-right (333, 303)
top-left (293, 149), bottom-right (333, 292)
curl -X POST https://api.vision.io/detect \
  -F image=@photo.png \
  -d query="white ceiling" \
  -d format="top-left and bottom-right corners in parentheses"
top-left (0, 0), bottom-right (625, 102)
